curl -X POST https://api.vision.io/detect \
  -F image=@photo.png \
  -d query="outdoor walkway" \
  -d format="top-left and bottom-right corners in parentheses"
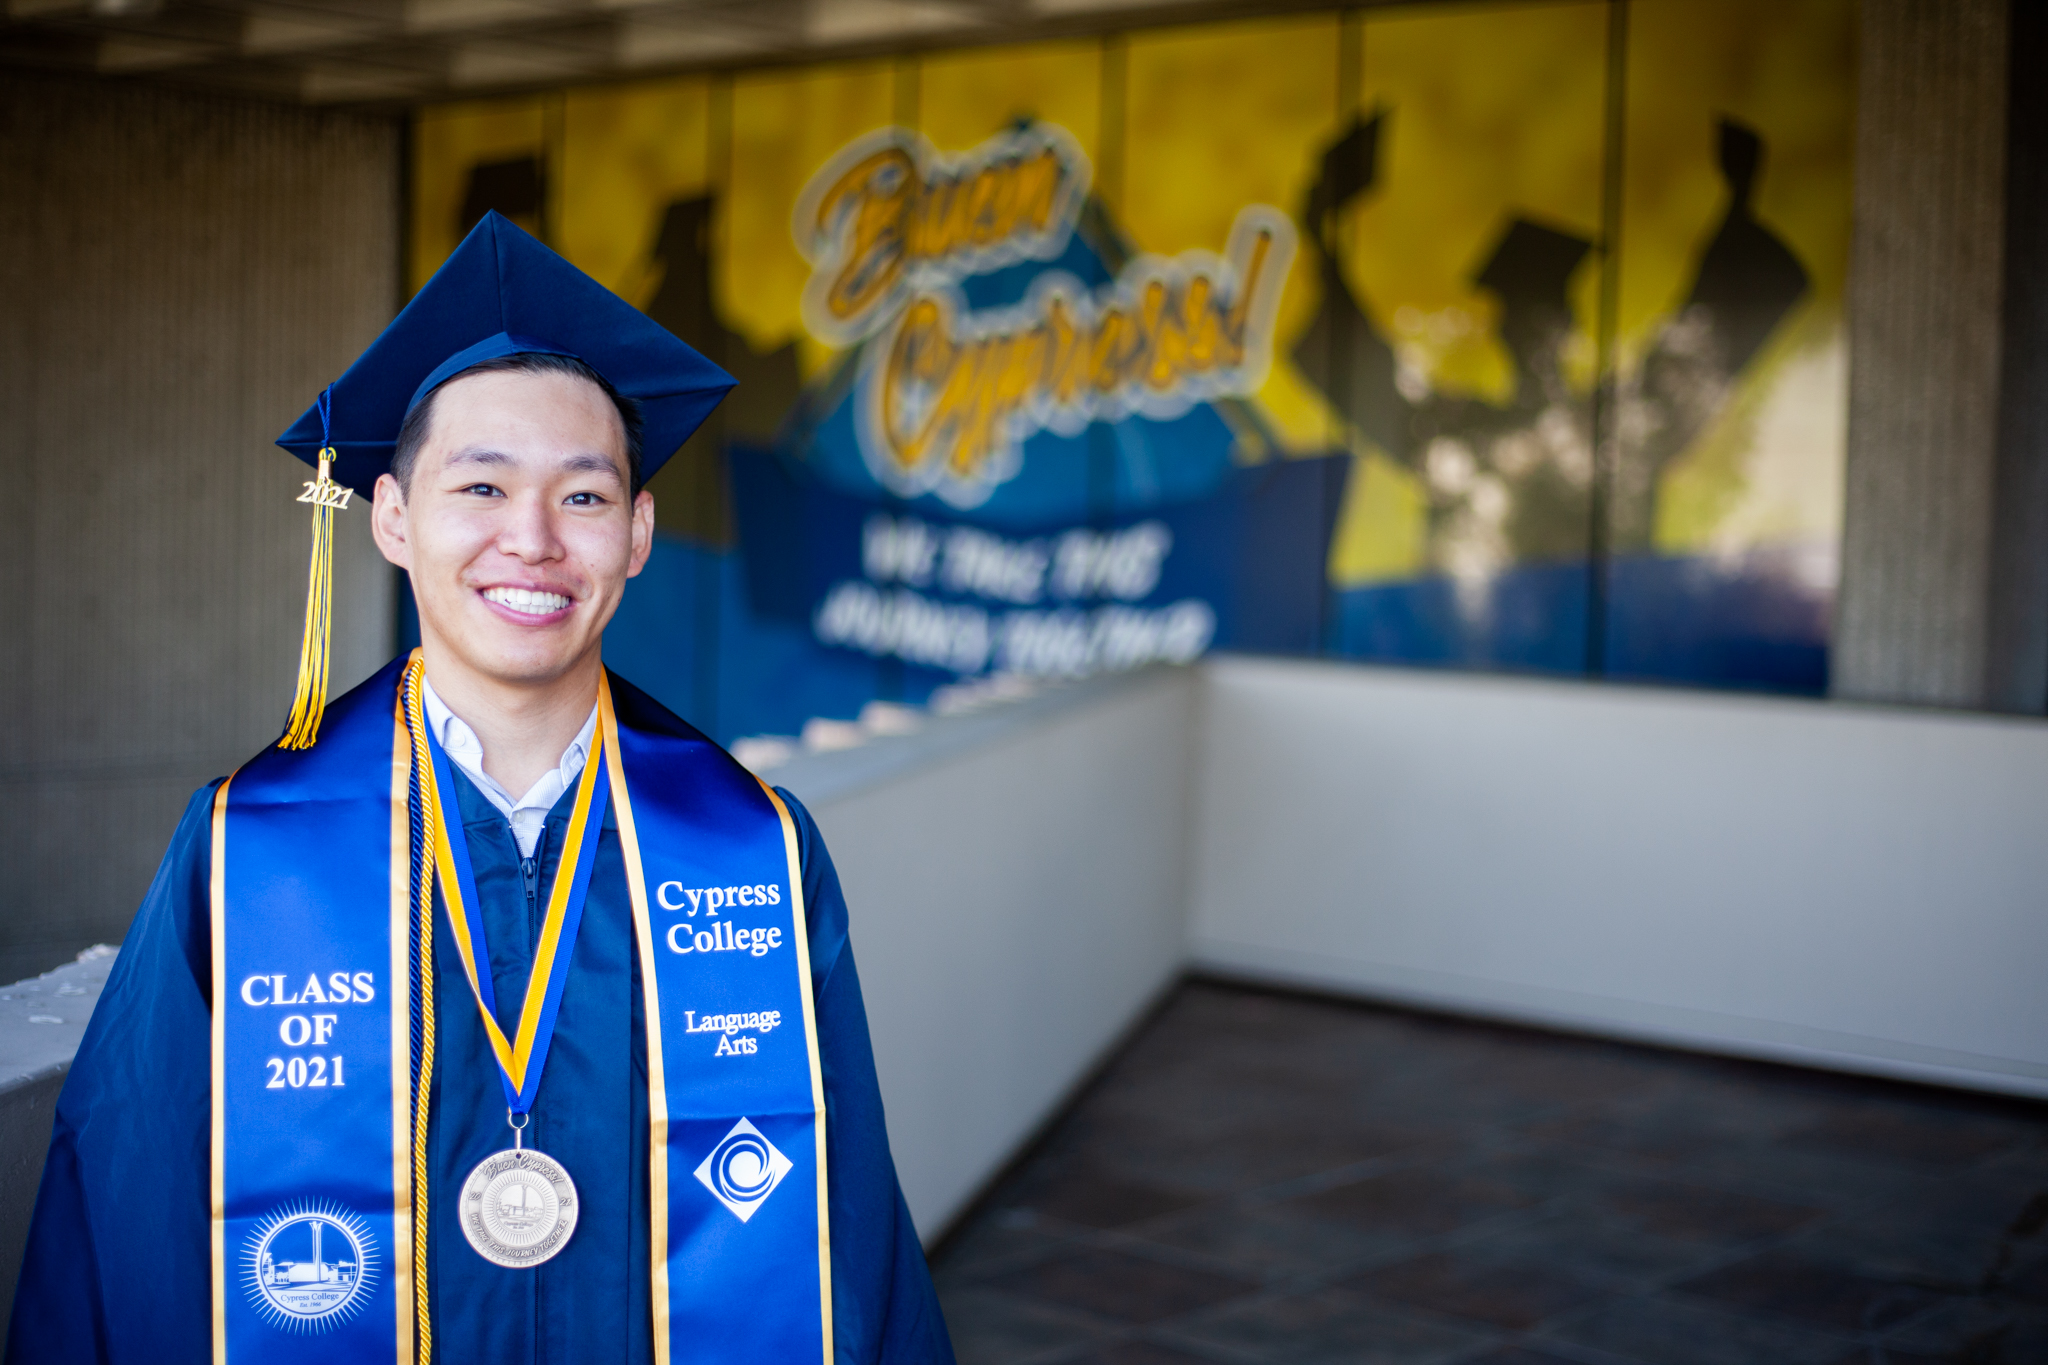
top-left (929, 981), bottom-right (2048, 1365)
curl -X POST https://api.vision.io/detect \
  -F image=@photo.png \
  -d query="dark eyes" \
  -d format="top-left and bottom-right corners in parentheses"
top-left (456, 484), bottom-right (606, 507)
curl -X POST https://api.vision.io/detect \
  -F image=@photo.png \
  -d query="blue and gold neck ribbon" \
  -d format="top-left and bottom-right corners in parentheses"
top-left (418, 700), bottom-right (609, 1116)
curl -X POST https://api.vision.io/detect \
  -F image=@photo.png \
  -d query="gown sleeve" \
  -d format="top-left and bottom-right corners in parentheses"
top-left (778, 790), bottom-right (956, 1365)
top-left (4, 782), bottom-right (220, 1365)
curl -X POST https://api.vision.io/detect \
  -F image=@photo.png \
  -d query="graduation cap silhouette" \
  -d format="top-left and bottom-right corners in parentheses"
top-left (277, 210), bottom-right (734, 496)
top-left (1682, 117), bottom-right (1810, 375)
top-left (460, 157), bottom-right (544, 238)
top-left (1473, 218), bottom-right (1593, 318)
top-left (1305, 111), bottom-right (1385, 235)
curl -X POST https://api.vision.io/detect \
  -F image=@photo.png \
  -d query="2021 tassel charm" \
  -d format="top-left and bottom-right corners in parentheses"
top-left (282, 387), bottom-right (354, 750)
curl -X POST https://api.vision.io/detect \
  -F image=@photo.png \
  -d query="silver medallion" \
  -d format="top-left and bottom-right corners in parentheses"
top-left (459, 1147), bottom-right (579, 1268)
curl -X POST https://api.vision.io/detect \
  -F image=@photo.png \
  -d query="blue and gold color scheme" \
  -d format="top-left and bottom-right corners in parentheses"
top-left (788, 121), bottom-right (1296, 514)
top-left (6, 186), bottom-right (945, 1364)
top-left (208, 656), bottom-right (830, 1364)
top-left (269, 210), bottom-right (735, 754)
top-left (408, 0), bottom-right (1854, 741)
top-left (603, 679), bottom-right (833, 1364)
top-left (210, 657), bottom-right (415, 1364)
top-left (422, 686), bottom-right (607, 1120)
top-left (278, 211), bottom-right (735, 495)
top-left (7, 653), bottom-right (947, 1361)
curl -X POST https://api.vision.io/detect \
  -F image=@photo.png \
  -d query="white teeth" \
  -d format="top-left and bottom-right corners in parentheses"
top-left (483, 587), bottom-right (570, 616)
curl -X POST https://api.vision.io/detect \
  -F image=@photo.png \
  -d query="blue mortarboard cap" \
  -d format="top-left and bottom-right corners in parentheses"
top-left (277, 211), bottom-right (734, 492)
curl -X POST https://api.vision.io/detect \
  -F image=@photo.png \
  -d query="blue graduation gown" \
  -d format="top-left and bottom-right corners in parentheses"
top-left (5, 715), bottom-right (954, 1365)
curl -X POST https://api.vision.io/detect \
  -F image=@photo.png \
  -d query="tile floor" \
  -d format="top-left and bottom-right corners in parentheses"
top-left (928, 981), bottom-right (2048, 1365)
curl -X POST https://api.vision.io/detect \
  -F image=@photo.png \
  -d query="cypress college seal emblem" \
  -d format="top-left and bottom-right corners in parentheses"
top-left (241, 1203), bottom-right (378, 1332)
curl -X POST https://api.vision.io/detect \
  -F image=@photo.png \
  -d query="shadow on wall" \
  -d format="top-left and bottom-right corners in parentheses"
top-left (1299, 111), bottom-right (1817, 684)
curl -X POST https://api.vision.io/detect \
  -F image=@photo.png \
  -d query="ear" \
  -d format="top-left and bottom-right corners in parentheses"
top-left (370, 472), bottom-right (413, 571)
top-left (626, 489), bottom-right (655, 579)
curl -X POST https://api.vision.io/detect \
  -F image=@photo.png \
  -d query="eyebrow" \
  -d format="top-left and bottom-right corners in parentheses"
top-left (560, 453), bottom-right (626, 482)
top-left (446, 447), bottom-right (513, 468)
top-left (446, 448), bottom-right (625, 482)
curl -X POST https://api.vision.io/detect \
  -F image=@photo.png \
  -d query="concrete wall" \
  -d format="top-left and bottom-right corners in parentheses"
top-left (775, 668), bottom-right (1198, 1236)
top-left (1188, 654), bottom-right (2048, 1099)
top-left (0, 76), bottom-right (400, 982)
top-left (0, 949), bottom-right (117, 1343)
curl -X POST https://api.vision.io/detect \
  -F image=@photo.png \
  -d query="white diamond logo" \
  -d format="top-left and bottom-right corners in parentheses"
top-left (694, 1118), bottom-right (793, 1223)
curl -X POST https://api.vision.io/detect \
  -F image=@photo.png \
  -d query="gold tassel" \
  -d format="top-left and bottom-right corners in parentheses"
top-left (401, 661), bottom-right (437, 1362)
top-left (282, 446), bottom-right (352, 750)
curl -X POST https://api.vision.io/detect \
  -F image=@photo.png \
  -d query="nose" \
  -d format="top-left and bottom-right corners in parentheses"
top-left (494, 487), bottom-right (566, 565)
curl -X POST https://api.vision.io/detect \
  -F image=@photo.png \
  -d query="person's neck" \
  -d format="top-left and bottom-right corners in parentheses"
top-left (420, 646), bottom-right (600, 799)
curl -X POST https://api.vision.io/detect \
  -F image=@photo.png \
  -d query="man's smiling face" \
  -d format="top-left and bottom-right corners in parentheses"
top-left (370, 366), bottom-right (654, 688)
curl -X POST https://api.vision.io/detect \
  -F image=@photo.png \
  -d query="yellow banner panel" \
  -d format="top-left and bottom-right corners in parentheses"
top-left (409, 97), bottom-right (548, 294)
top-left (1348, 1), bottom-right (1608, 406)
top-left (1326, 0), bottom-right (1608, 586)
top-left (557, 77), bottom-right (713, 303)
top-left (1621, 0), bottom-right (1855, 557)
top-left (726, 61), bottom-right (895, 378)
top-left (916, 38), bottom-right (1103, 156)
top-left (1123, 13), bottom-right (1343, 457)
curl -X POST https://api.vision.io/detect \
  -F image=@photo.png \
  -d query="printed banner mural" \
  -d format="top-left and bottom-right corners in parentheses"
top-left (408, 0), bottom-right (1854, 744)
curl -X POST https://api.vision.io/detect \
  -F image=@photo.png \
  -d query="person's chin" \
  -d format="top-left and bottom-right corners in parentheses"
top-left (452, 621), bottom-right (593, 686)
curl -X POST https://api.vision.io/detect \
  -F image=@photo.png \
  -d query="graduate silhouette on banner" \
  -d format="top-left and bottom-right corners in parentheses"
top-left (1293, 110), bottom-right (1810, 569)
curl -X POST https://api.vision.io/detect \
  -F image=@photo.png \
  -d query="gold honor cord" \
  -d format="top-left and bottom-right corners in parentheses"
top-left (283, 442), bottom-right (355, 750)
top-left (207, 779), bottom-right (232, 1365)
top-left (401, 661), bottom-right (438, 1365)
top-left (421, 684), bottom-right (606, 1104)
top-left (756, 778), bottom-right (835, 1362)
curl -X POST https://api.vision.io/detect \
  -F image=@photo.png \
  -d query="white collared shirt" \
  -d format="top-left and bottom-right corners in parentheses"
top-left (421, 679), bottom-right (600, 859)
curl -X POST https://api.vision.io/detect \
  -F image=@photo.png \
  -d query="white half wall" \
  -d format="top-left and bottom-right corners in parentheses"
top-left (776, 667), bottom-right (1197, 1238)
top-left (6, 650), bottom-right (2043, 1298)
top-left (1187, 655), bottom-right (2048, 1099)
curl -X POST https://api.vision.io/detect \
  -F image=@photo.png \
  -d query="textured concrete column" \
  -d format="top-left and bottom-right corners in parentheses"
top-left (1834, 0), bottom-right (2010, 706)
top-left (0, 78), bottom-right (400, 978)
top-left (1985, 2), bottom-right (2048, 713)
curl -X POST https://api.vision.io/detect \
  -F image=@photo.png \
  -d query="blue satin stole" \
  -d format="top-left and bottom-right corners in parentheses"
top-left (210, 657), bottom-right (831, 1365)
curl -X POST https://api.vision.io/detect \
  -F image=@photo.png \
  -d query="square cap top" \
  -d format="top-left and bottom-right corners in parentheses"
top-left (277, 211), bottom-right (735, 494)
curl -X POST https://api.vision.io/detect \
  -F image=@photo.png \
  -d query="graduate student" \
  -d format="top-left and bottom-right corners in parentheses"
top-left (7, 212), bottom-right (954, 1365)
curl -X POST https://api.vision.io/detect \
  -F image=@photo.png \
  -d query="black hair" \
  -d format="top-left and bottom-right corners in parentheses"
top-left (389, 351), bottom-right (645, 495)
